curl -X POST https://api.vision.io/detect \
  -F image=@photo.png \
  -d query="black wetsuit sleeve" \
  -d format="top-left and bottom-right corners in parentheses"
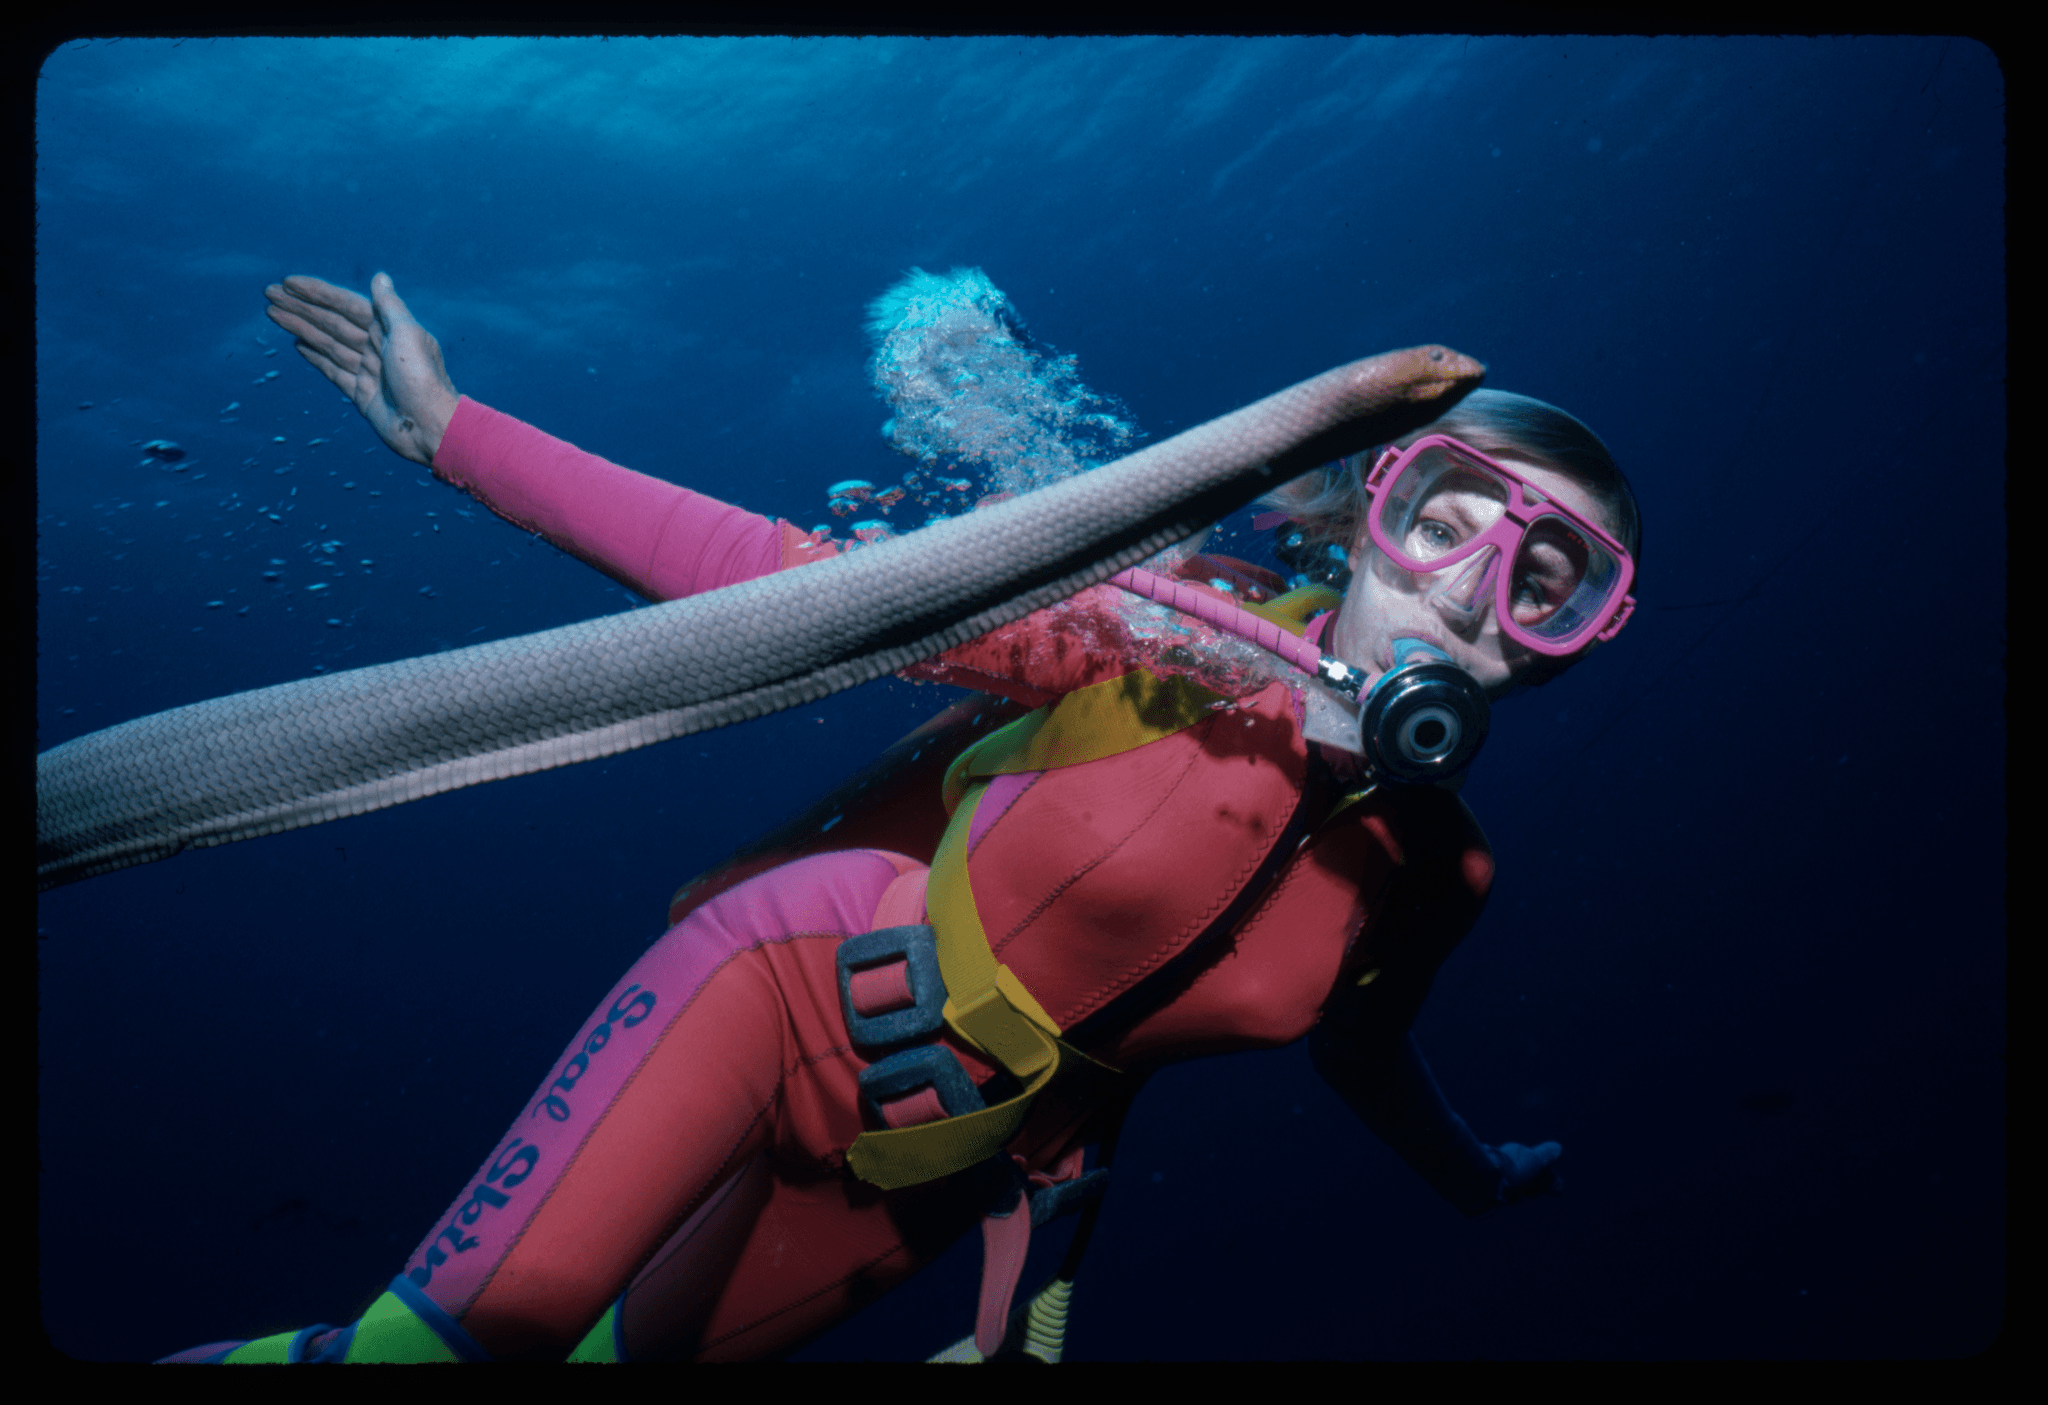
top-left (1308, 786), bottom-right (1506, 1217)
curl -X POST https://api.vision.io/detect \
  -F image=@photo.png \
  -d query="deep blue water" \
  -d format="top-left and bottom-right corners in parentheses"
top-left (35, 36), bottom-right (2003, 1361)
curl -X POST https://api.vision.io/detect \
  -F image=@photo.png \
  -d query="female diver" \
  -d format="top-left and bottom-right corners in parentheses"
top-left (164, 271), bottom-right (1639, 1363)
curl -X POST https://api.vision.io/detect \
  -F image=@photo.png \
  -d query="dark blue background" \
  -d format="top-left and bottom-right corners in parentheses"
top-left (35, 36), bottom-right (2003, 1360)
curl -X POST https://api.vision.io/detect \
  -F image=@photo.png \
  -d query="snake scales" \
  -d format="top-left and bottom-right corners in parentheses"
top-left (37, 345), bottom-right (1482, 890)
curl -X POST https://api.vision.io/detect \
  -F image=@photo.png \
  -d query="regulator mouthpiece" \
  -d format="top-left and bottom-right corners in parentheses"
top-left (1304, 637), bottom-right (1489, 785)
top-left (1358, 655), bottom-right (1490, 784)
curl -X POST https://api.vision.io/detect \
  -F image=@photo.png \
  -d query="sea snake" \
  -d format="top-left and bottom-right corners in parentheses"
top-left (37, 345), bottom-right (1482, 889)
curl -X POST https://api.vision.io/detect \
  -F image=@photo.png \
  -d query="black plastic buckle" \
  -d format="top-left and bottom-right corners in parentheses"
top-left (837, 924), bottom-right (949, 1051)
top-left (857, 1043), bottom-right (988, 1127)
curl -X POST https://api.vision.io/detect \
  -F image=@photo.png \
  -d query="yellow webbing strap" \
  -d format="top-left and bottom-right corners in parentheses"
top-left (941, 669), bottom-right (1228, 814)
top-left (1235, 582), bottom-right (1342, 636)
top-left (846, 779), bottom-right (1119, 1190)
top-left (850, 670), bottom-right (1212, 1191)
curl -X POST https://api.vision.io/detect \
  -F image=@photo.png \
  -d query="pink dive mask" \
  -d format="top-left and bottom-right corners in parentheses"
top-left (1362, 435), bottom-right (1637, 657)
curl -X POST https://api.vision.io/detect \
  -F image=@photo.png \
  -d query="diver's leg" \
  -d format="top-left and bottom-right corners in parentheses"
top-left (563, 847), bottom-right (946, 1362)
top-left (411, 847), bottom-right (916, 1360)
top-left (164, 848), bottom-right (913, 1363)
top-left (687, 1152), bottom-right (991, 1361)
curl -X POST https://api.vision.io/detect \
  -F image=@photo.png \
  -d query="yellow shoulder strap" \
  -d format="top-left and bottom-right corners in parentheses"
top-left (1239, 582), bottom-right (1342, 635)
top-left (941, 668), bottom-right (1227, 814)
top-left (846, 776), bottom-right (1122, 1190)
top-left (853, 663), bottom-right (1287, 1191)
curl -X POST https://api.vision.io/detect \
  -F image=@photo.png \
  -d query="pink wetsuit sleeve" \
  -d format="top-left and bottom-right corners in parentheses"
top-left (431, 396), bottom-right (805, 600)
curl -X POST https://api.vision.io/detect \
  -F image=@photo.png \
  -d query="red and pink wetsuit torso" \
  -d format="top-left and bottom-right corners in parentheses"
top-left (377, 397), bottom-right (1490, 1361)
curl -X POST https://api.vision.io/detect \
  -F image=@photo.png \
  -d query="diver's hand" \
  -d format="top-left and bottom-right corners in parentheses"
top-left (1485, 1140), bottom-right (1564, 1209)
top-left (263, 272), bottom-right (460, 466)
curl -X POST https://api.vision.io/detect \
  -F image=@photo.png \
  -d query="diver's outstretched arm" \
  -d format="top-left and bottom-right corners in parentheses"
top-left (264, 272), bottom-right (461, 466)
top-left (1310, 1021), bottom-right (1561, 1216)
top-left (265, 272), bottom-right (807, 603)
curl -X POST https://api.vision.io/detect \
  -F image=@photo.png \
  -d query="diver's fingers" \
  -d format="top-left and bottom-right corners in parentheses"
top-left (368, 271), bottom-right (418, 340)
top-left (1494, 1141), bottom-right (1564, 1196)
top-left (276, 274), bottom-right (376, 332)
top-left (266, 299), bottom-right (367, 378)
top-left (289, 339), bottom-right (370, 404)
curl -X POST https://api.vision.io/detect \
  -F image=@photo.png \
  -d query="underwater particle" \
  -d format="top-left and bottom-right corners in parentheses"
top-left (155, 500), bottom-right (170, 508)
top-left (359, 558), bottom-right (374, 566)
top-left (237, 606), bottom-right (249, 615)
top-left (418, 585), bottom-right (435, 596)
top-left (320, 539), bottom-right (343, 554)
top-left (342, 482), bottom-right (356, 490)
top-left (266, 513), bottom-right (283, 522)
top-left (205, 600), bottom-right (224, 609)
top-left (273, 436), bottom-right (287, 443)
top-left (326, 618), bottom-right (342, 628)
top-left (264, 349), bottom-right (278, 358)
top-left (222, 401), bottom-right (240, 414)
top-left (305, 582), bottom-right (329, 593)
top-left (274, 467), bottom-right (292, 475)
top-left (141, 439), bottom-right (185, 461)
top-left (309, 437), bottom-right (327, 446)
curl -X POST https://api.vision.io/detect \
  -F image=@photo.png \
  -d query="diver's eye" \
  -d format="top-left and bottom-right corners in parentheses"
top-left (1511, 574), bottom-right (1563, 621)
top-left (1409, 519), bottom-right (1458, 558)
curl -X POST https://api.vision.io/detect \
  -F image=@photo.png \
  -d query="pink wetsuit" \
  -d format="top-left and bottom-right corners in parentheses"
top-left (321, 397), bottom-right (1494, 1363)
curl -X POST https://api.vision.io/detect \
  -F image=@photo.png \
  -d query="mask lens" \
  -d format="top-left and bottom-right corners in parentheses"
top-left (1376, 445), bottom-right (1509, 568)
top-left (1510, 513), bottom-right (1623, 645)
